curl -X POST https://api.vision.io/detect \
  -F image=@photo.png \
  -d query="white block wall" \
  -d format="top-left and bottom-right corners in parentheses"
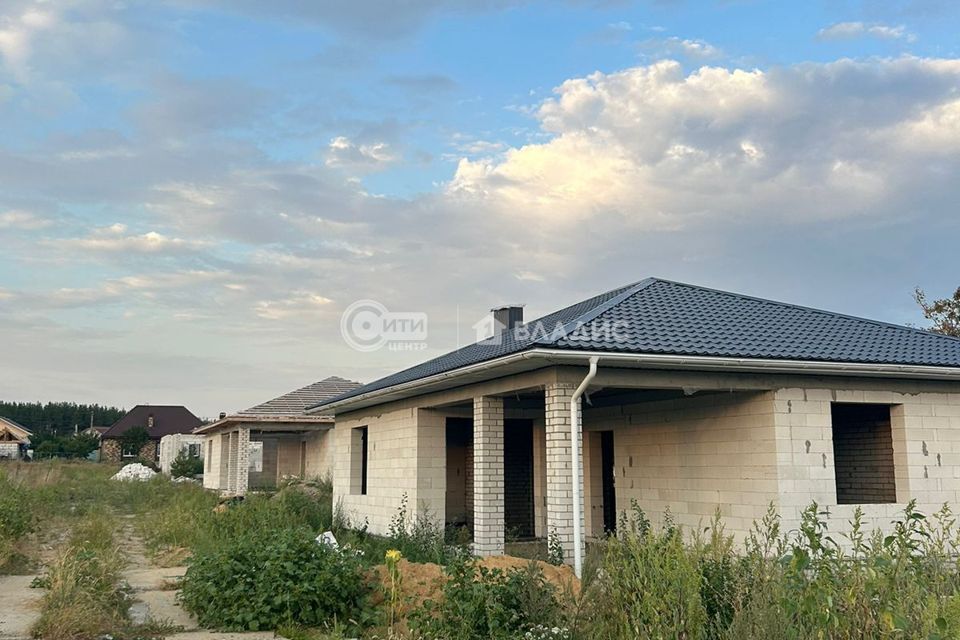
top-left (332, 406), bottom-right (446, 534)
top-left (202, 435), bottom-right (222, 489)
top-left (774, 387), bottom-right (960, 538)
top-left (588, 390), bottom-right (777, 542)
top-left (0, 442), bottom-right (20, 459)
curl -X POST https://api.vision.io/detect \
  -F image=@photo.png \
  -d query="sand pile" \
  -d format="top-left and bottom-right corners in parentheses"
top-left (373, 555), bottom-right (580, 615)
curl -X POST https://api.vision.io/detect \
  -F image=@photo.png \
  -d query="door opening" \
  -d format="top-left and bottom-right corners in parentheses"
top-left (504, 419), bottom-right (535, 539)
top-left (600, 430), bottom-right (616, 534)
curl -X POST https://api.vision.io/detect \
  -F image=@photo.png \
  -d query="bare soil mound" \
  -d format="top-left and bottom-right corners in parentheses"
top-left (372, 554), bottom-right (580, 615)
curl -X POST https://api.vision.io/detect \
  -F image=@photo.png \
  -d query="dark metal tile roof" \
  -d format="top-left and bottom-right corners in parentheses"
top-left (102, 405), bottom-right (203, 439)
top-left (555, 279), bottom-right (960, 365)
top-left (238, 376), bottom-right (361, 417)
top-left (315, 278), bottom-right (960, 408)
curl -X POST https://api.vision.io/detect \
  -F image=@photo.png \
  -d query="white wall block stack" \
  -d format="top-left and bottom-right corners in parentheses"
top-left (235, 427), bottom-right (250, 496)
top-left (473, 396), bottom-right (505, 556)
top-left (544, 382), bottom-right (584, 565)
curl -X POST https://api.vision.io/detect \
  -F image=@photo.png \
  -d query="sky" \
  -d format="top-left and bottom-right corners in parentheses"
top-left (2, 0), bottom-right (959, 419)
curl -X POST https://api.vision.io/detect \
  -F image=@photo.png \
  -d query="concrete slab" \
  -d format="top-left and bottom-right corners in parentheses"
top-left (125, 565), bottom-right (187, 591)
top-left (166, 632), bottom-right (281, 640)
top-left (0, 575), bottom-right (42, 640)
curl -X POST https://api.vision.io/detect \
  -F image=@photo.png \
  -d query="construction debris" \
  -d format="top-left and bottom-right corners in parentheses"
top-left (111, 463), bottom-right (158, 482)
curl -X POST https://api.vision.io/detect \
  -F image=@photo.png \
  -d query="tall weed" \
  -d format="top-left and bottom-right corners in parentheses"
top-left (31, 510), bottom-right (130, 640)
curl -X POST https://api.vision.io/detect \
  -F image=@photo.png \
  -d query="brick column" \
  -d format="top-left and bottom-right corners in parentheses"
top-left (545, 382), bottom-right (584, 566)
top-left (236, 427), bottom-right (250, 496)
top-left (226, 431), bottom-right (239, 494)
top-left (473, 396), bottom-right (504, 556)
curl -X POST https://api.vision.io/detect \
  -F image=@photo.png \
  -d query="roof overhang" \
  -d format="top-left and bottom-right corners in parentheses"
top-left (194, 414), bottom-right (334, 434)
top-left (308, 348), bottom-right (960, 414)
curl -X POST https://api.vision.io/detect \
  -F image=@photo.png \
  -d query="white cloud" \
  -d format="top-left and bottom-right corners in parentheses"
top-left (640, 36), bottom-right (723, 60)
top-left (0, 209), bottom-right (51, 229)
top-left (0, 5), bottom-right (56, 75)
top-left (325, 136), bottom-right (398, 172)
top-left (447, 58), bottom-right (960, 228)
top-left (52, 224), bottom-right (211, 254)
top-left (817, 22), bottom-right (915, 42)
top-left (254, 291), bottom-right (334, 320)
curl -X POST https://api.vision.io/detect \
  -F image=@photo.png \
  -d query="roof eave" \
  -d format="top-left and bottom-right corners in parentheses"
top-left (193, 414), bottom-right (334, 434)
top-left (309, 348), bottom-right (960, 414)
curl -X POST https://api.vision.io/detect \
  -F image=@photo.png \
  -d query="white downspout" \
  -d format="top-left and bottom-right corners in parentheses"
top-left (570, 355), bottom-right (599, 578)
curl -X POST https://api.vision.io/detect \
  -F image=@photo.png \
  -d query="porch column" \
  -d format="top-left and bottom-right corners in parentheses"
top-left (473, 396), bottom-right (504, 556)
top-left (235, 427), bottom-right (250, 496)
top-left (545, 382), bottom-right (584, 565)
top-left (218, 433), bottom-right (230, 490)
top-left (226, 431), bottom-right (238, 493)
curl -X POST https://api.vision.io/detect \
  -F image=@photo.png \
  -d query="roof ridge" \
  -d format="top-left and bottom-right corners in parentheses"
top-left (129, 404), bottom-right (193, 409)
top-left (535, 278), bottom-right (658, 346)
top-left (649, 277), bottom-right (960, 344)
top-left (243, 376), bottom-right (362, 414)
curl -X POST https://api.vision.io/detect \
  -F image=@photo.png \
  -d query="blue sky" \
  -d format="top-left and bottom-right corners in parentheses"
top-left (2, 1), bottom-right (959, 416)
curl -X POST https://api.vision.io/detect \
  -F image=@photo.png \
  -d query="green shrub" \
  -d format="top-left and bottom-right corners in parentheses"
top-left (179, 526), bottom-right (372, 631)
top-left (273, 477), bottom-right (334, 532)
top-left (584, 511), bottom-right (707, 640)
top-left (32, 433), bottom-right (100, 459)
top-left (170, 450), bottom-right (204, 478)
top-left (409, 557), bottom-right (562, 640)
top-left (382, 492), bottom-right (460, 565)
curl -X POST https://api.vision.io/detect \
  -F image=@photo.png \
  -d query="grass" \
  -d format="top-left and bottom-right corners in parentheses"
top-left (15, 461), bottom-right (960, 639)
top-left (31, 510), bottom-right (131, 640)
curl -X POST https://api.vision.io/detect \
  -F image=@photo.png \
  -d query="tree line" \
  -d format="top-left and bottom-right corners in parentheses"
top-left (0, 401), bottom-right (125, 437)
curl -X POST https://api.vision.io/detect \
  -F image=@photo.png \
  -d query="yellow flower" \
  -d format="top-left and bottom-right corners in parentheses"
top-left (385, 549), bottom-right (402, 563)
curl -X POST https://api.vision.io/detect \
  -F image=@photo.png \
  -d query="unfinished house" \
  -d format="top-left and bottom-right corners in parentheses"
top-left (158, 433), bottom-right (206, 475)
top-left (198, 376), bottom-right (360, 495)
top-left (0, 416), bottom-right (32, 459)
top-left (310, 278), bottom-right (960, 575)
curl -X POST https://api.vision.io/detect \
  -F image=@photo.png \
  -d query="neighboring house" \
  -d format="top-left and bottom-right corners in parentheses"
top-left (310, 277), bottom-right (960, 574)
top-left (158, 433), bottom-right (205, 475)
top-left (81, 426), bottom-right (111, 461)
top-left (0, 416), bottom-right (32, 459)
top-left (100, 405), bottom-right (204, 463)
top-left (82, 425), bottom-right (110, 439)
top-left (197, 376), bottom-right (361, 495)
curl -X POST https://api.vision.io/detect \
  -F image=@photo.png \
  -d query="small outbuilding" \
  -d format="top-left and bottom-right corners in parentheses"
top-left (158, 433), bottom-right (206, 475)
top-left (0, 416), bottom-right (32, 459)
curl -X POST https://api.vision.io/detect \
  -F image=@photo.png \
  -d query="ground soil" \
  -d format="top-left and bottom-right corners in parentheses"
top-left (373, 554), bottom-right (581, 616)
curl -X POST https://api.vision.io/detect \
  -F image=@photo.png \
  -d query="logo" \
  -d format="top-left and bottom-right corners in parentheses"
top-left (340, 300), bottom-right (428, 352)
top-left (472, 315), bottom-right (504, 346)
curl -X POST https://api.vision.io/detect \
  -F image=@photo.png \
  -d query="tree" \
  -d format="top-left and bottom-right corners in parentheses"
top-left (0, 401), bottom-right (125, 437)
top-left (171, 449), bottom-right (204, 478)
top-left (32, 433), bottom-right (101, 459)
top-left (120, 426), bottom-right (151, 458)
top-left (915, 287), bottom-right (960, 338)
